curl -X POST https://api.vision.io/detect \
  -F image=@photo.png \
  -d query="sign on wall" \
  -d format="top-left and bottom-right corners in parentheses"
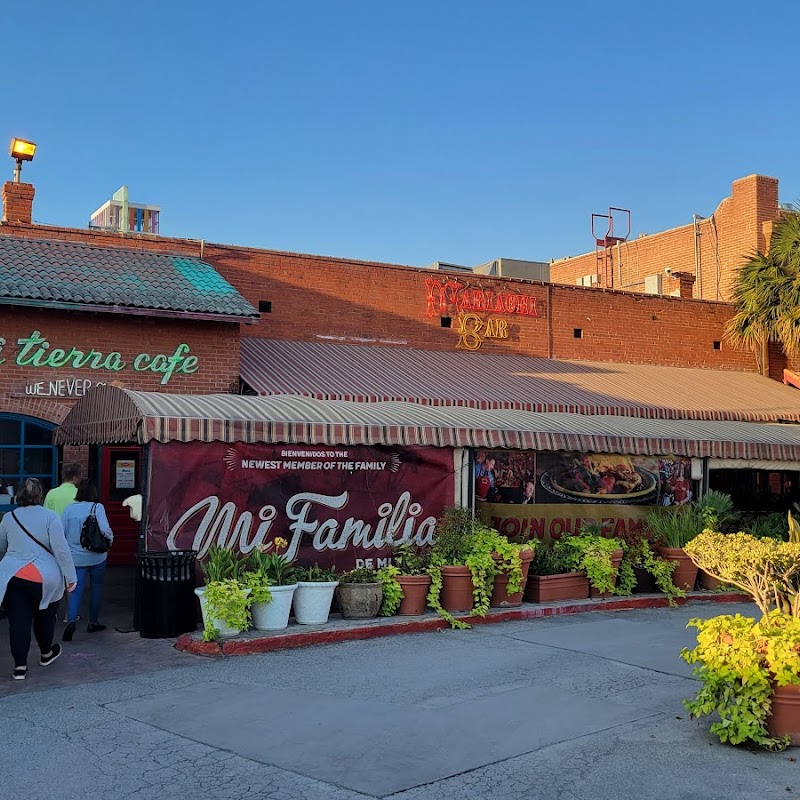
top-left (474, 449), bottom-right (693, 542)
top-left (424, 276), bottom-right (539, 351)
top-left (147, 442), bottom-right (455, 570)
top-left (0, 330), bottom-right (199, 385)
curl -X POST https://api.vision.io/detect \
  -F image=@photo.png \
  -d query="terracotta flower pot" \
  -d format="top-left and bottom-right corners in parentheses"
top-left (490, 548), bottom-right (535, 608)
top-left (699, 570), bottom-right (730, 591)
top-left (590, 549), bottom-right (624, 599)
top-left (524, 572), bottom-right (590, 603)
top-left (767, 683), bottom-right (800, 746)
top-left (657, 547), bottom-right (698, 590)
top-left (396, 574), bottom-right (432, 616)
top-left (440, 565), bottom-right (474, 612)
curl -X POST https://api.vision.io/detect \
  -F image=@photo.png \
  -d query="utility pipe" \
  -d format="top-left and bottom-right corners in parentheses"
top-left (692, 214), bottom-right (704, 299)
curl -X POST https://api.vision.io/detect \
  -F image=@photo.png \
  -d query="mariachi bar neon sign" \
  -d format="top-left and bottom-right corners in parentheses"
top-left (0, 331), bottom-right (199, 385)
top-left (424, 277), bottom-right (539, 318)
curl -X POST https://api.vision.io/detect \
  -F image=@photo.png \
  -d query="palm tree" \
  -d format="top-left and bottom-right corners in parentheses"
top-left (727, 211), bottom-right (800, 374)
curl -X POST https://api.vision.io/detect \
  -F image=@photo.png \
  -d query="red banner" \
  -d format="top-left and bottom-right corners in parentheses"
top-left (147, 442), bottom-right (454, 570)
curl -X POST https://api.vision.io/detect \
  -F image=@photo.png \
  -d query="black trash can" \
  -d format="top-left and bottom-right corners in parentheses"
top-left (135, 551), bottom-right (198, 639)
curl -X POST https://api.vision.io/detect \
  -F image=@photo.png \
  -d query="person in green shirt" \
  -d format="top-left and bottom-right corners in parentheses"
top-left (44, 464), bottom-right (82, 517)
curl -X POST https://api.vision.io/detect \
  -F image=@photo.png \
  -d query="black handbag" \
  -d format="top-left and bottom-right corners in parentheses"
top-left (80, 504), bottom-right (111, 554)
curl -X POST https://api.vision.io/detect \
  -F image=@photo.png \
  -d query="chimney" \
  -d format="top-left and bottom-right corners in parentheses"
top-left (2, 181), bottom-right (35, 225)
top-left (670, 271), bottom-right (697, 299)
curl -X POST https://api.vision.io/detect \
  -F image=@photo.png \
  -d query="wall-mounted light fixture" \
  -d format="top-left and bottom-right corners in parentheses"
top-left (9, 137), bottom-right (37, 182)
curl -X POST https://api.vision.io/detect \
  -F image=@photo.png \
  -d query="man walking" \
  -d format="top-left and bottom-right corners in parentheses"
top-left (44, 464), bottom-right (81, 517)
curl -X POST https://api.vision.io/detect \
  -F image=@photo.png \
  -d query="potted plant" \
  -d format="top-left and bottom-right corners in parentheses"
top-left (525, 538), bottom-right (590, 603)
top-left (645, 503), bottom-right (704, 590)
top-left (696, 490), bottom-right (736, 590)
top-left (244, 536), bottom-right (298, 631)
top-left (426, 507), bottom-right (522, 628)
top-left (745, 512), bottom-right (789, 542)
top-left (195, 545), bottom-right (251, 641)
top-left (566, 522), bottom-right (626, 599)
top-left (488, 535), bottom-right (535, 608)
top-left (616, 526), bottom-right (683, 601)
top-left (292, 563), bottom-right (338, 625)
top-left (336, 567), bottom-right (383, 619)
top-left (427, 506), bottom-right (477, 618)
top-left (378, 543), bottom-right (431, 616)
top-left (681, 523), bottom-right (800, 749)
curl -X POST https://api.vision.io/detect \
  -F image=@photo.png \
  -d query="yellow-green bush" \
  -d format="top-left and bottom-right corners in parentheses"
top-left (683, 529), bottom-right (800, 619)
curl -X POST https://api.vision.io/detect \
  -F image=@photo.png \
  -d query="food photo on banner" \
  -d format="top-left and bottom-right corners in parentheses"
top-left (146, 442), bottom-right (455, 570)
top-left (475, 450), bottom-right (693, 542)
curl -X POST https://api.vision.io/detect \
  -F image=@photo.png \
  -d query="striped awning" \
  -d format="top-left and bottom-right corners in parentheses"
top-left (239, 339), bottom-right (800, 423)
top-left (54, 384), bottom-right (800, 461)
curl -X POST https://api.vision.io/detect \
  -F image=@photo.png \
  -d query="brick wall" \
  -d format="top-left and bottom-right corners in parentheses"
top-left (0, 209), bottom-right (759, 374)
top-left (550, 175), bottom-right (780, 303)
top-left (0, 307), bottom-right (240, 423)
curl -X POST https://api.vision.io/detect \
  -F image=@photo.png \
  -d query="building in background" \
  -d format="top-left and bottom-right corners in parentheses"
top-left (89, 186), bottom-right (160, 234)
top-left (549, 174), bottom-right (781, 302)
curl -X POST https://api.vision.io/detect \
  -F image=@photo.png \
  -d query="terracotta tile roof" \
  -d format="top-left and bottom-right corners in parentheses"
top-left (240, 339), bottom-right (800, 423)
top-left (0, 235), bottom-right (258, 321)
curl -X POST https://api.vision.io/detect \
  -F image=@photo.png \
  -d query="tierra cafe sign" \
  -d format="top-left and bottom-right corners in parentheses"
top-left (0, 330), bottom-right (200, 385)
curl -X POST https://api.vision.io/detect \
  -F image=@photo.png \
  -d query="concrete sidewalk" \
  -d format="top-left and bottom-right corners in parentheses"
top-left (0, 599), bottom-right (797, 800)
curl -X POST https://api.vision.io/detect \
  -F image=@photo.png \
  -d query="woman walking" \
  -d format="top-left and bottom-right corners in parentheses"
top-left (0, 478), bottom-right (77, 680)
top-left (61, 480), bottom-right (114, 641)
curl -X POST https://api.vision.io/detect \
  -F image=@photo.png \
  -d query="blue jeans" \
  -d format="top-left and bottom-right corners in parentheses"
top-left (67, 562), bottom-right (107, 625)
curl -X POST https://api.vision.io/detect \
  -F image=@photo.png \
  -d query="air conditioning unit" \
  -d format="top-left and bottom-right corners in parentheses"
top-left (644, 274), bottom-right (663, 295)
top-left (577, 274), bottom-right (598, 287)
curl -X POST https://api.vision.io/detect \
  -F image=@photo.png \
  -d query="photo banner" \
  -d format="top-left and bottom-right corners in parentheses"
top-left (474, 450), bottom-right (693, 507)
top-left (147, 441), bottom-right (454, 570)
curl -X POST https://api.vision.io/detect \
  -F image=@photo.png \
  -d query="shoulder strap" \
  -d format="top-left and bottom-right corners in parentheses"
top-left (11, 510), bottom-right (55, 558)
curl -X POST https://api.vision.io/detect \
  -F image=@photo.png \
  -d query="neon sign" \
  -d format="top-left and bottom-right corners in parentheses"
top-left (0, 331), bottom-right (199, 385)
top-left (455, 313), bottom-right (510, 350)
top-left (425, 277), bottom-right (538, 318)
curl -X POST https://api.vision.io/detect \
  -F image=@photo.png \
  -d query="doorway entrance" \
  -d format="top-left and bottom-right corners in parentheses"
top-left (100, 445), bottom-right (142, 565)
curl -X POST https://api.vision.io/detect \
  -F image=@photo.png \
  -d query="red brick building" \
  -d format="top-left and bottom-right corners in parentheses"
top-left (549, 174), bottom-right (780, 303)
top-left (3, 174), bottom-right (800, 564)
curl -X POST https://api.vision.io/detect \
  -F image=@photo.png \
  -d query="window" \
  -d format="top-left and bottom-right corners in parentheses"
top-left (0, 415), bottom-right (57, 506)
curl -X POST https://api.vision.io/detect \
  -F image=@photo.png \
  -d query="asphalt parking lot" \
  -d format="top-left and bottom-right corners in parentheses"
top-left (0, 600), bottom-right (796, 800)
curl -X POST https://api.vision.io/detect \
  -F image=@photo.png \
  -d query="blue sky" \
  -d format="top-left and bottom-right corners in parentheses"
top-left (7, 2), bottom-right (798, 266)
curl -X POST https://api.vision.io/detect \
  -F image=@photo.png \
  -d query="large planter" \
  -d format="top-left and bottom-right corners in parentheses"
top-left (251, 583), bottom-right (297, 631)
top-left (632, 565), bottom-right (658, 594)
top-left (490, 548), bottom-right (535, 608)
top-left (396, 575), bottom-right (431, 616)
top-left (194, 586), bottom-right (251, 639)
top-left (293, 581), bottom-right (339, 625)
top-left (440, 565), bottom-right (474, 612)
top-left (336, 582), bottom-right (383, 619)
top-left (590, 549), bottom-right (624, 599)
top-left (657, 547), bottom-right (698, 591)
top-left (767, 683), bottom-right (800, 746)
top-left (524, 572), bottom-right (590, 603)
top-left (699, 570), bottom-right (730, 591)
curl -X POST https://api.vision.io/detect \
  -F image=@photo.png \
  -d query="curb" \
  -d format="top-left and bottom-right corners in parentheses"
top-left (175, 591), bottom-right (750, 657)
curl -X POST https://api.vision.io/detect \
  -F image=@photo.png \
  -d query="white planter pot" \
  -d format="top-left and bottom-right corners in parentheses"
top-left (251, 583), bottom-right (298, 631)
top-left (292, 581), bottom-right (339, 625)
top-left (194, 586), bottom-right (251, 639)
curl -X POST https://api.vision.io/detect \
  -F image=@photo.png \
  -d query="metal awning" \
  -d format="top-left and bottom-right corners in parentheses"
top-left (239, 339), bottom-right (800, 423)
top-left (54, 384), bottom-right (800, 461)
